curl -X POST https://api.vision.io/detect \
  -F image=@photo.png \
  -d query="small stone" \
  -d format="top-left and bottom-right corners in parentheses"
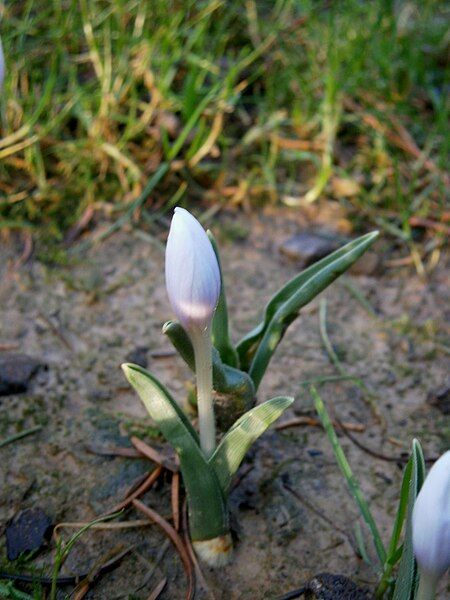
top-left (279, 232), bottom-right (341, 267)
top-left (304, 573), bottom-right (371, 599)
top-left (0, 354), bottom-right (44, 396)
top-left (427, 381), bottom-right (450, 415)
top-left (349, 251), bottom-right (380, 276)
top-left (6, 507), bottom-right (52, 560)
top-left (125, 346), bottom-right (149, 368)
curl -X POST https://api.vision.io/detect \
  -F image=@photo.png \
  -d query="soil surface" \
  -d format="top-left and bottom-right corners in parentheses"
top-left (1, 205), bottom-right (449, 599)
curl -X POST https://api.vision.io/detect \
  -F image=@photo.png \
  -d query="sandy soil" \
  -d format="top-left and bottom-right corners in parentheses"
top-left (0, 206), bottom-right (449, 599)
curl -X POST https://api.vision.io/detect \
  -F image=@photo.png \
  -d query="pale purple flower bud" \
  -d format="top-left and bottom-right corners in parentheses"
top-left (413, 450), bottom-right (450, 583)
top-left (165, 207), bottom-right (220, 331)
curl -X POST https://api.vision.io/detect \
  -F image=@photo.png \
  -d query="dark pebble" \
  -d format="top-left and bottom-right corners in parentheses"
top-left (427, 381), bottom-right (450, 415)
top-left (279, 232), bottom-right (341, 267)
top-left (0, 354), bottom-right (44, 396)
top-left (304, 573), bottom-right (371, 599)
top-left (6, 507), bottom-right (52, 560)
top-left (125, 346), bottom-right (149, 368)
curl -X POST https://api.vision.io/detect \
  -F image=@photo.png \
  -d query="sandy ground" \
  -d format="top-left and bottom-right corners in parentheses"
top-left (0, 206), bottom-right (449, 599)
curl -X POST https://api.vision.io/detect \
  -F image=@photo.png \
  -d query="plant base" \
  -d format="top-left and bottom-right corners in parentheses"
top-left (193, 533), bottom-right (233, 567)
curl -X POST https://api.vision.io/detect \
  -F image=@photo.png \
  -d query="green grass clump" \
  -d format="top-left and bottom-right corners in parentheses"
top-left (0, 0), bottom-right (448, 243)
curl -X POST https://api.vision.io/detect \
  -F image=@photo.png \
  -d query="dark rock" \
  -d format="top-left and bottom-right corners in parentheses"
top-left (279, 232), bottom-right (341, 267)
top-left (349, 251), bottom-right (380, 276)
top-left (6, 507), bottom-right (52, 560)
top-left (427, 381), bottom-right (450, 415)
top-left (304, 573), bottom-right (371, 599)
top-left (125, 346), bottom-right (149, 368)
top-left (0, 354), bottom-right (44, 396)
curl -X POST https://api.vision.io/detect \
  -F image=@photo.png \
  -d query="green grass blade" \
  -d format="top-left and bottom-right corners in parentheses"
top-left (122, 363), bottom-right (229, 541)
top-left (167, 82), bottom-right (221, 161)
top-left (375, 457), bottom-right (414, 597)
top-left (392, 439), bottom-right (425, 600)
top-left (208, 230), bottom-right (239, 368)
top-left (244, 232), bottom-right (379, 389)
top-left (210, 396), bottom-right (293, 494)
top-left (312, 386), bottom-right (386, 566)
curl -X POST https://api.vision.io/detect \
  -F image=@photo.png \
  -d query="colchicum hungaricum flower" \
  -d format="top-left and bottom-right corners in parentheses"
top-left (122, 206), bottom-right (378, 567)
top-left (412, 450), bottom-right (450, 600)
top-left (166, 206), bottom-right (221, 459)
top-left (165, 207), bottom-right (221, 333)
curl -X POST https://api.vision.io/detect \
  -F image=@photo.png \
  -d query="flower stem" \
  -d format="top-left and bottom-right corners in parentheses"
top-left (191, 325), bottom-right (215, 458)
top-left (416, 572), bottom-right (437, 600)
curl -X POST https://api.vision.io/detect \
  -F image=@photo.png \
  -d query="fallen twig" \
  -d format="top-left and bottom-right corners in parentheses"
top-left (133, 499), bottom-right (195, 600)
top-left (37, 311), bottom-right (73, 351)
top-left (105, 466), bottom-right (163, 516)
top-left (336, 419), bottom-right (438, 465)
top-left (147, 577), bottom-right (167, 600)
top-left (130, 436), bottom-right (179, 472)
top-left (54, 520), bottom-right (151, 539)
top-left (171, 471), bottom-right (180, 531)
top-left (13, 230), bottom-right (33, 267)
top-left (275, 416), bottom-right (365, 433)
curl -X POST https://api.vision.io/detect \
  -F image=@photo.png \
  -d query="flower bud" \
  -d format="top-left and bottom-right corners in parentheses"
top-left (165, 207), bottom-right (220, 331)
top-left (412, 450), bottom-right (450, 585)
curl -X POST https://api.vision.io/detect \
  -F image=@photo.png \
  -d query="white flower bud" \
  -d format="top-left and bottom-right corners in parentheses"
top-left (413, 450), bottom-right (450, 588)
top-left (165, 207), bottom-right (220, 332)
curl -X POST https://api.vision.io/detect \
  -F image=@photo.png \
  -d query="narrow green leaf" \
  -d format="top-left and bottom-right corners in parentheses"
top-left (375, 458), bottom-right (413, 598)
top-left (167, 82), bottom-right (220, 161)
top-left (210, 396), bottom-right (293, 494)
top-left (237, 232), bottom-right (379, 388)
top-left (208, 230), bottom-right (239, 368)
top-left (312, 386), bottom-right (386, 566)
top-left (122, 363), bottom-right (229, 541)
top-left (393, 439), bottom-right (425, 600)
top-left (354, 521), bottom-right (373, 567)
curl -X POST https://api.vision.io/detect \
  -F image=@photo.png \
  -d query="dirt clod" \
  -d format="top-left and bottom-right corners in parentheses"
top-left (0, 354), bottom-right (44, 396)
top-left (6, 507), bottom-right (52, 560)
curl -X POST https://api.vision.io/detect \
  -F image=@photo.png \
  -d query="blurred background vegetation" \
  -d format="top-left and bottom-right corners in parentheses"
top-left (0, 0), bottom-right (448, 255)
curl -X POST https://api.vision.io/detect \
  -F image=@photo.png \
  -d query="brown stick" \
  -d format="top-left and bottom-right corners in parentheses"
top-left (130, 436), bottom-right (178, 473)
top-left (275, 416), bottom-right (366, 433)
top-left (147, 577), bottom-right (167, 600)
top-left (171, 472), bottom-right (180, 531)
top-left (104, 466), bottom-right (163, 516)
top-left (132, 499), bottom-right (195, 600)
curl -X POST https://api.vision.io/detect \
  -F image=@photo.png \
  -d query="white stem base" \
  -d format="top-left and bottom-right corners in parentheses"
top-left (193, 534), bottom-right (233, 567)
top-left (416, 572), bottom-right (437, 600)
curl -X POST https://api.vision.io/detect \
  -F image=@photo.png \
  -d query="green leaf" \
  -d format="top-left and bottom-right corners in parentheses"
top-left (312, 386), bottom-right (386, 566)
top-left (163, 320), bottom-right (255, 413)
top-left (392, 439), bottom-right (425, 600)
top-left (375, 454), bottom-right (415, 597)
top-left (210, 396), bottom-right (293, 494)
top-left (237, 232), bottom-right (379, 389)
top-left (122, 363), bottom-right (229, 541)
top-left (208, 230), bottom-right (239, 368)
